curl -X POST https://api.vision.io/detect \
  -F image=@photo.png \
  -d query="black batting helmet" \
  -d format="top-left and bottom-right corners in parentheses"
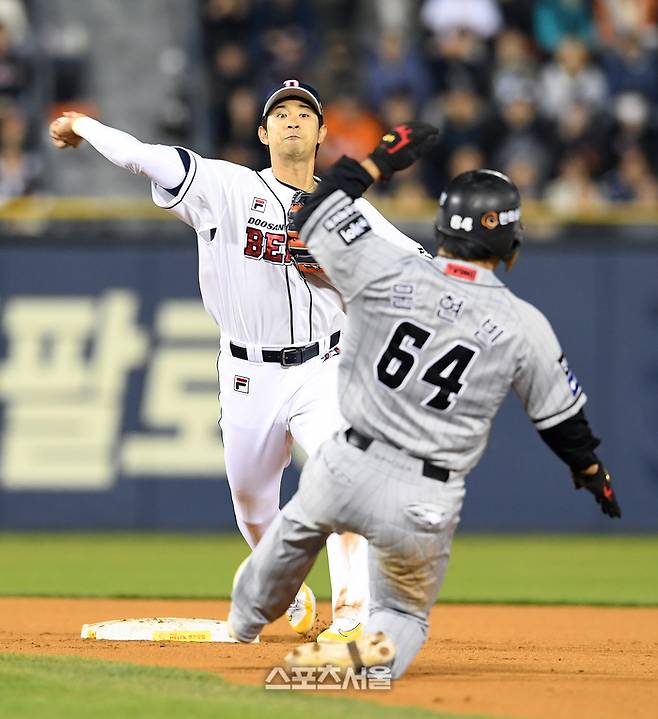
top-left (435, 170), bottom-right (524, 264)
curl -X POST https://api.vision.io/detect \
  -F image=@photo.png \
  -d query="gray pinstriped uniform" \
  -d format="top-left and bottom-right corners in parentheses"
top-left (307, 192), bottom-right (586, 469)
top-left (229, 190), bottom-right (586, 677)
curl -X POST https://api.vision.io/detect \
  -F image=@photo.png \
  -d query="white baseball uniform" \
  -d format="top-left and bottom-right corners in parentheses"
top-left (70, 117), bottom-right (429, 624)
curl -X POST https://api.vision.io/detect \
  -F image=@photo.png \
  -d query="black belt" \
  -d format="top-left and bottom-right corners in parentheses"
top-left (229, 331), bottom-right (340, 367)
top-left (345, 428), bottom-right (449, 483)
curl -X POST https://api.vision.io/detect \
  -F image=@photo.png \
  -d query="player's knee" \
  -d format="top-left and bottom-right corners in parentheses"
top-left (230, 488), bottom-right (278, 524)
top-left (369, 603), bottom-right (429, 635)
top-left (231, 488), bottom-right (260, 517)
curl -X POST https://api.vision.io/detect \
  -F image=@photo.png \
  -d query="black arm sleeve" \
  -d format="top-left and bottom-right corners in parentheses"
top-left (538, 409), bottom-right (601, 471)
top-left (295, 156), bottom-right (375, 231)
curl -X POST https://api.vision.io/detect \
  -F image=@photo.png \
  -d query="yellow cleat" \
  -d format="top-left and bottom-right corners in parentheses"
top-left (286, 583), bottom-right (316, 635)
top-left (317, 620), bottom-right (364, 643)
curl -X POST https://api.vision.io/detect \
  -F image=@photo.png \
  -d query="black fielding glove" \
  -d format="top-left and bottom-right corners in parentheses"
top-left (287, 191), bottom-right (323, 274)
top-left (368, 122), bottom-right (440, 180)
top-left (572, 465), bottom-right (621, 518)
top-left (287, 190), bottom-right (311, 241)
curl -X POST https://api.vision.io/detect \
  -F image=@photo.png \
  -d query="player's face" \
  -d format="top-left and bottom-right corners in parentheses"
top-left (259, 100), bottom-right (326, 161)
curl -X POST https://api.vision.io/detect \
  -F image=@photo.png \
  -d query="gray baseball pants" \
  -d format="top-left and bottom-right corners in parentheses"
top-left (229, 430), bottom-right (465, 678)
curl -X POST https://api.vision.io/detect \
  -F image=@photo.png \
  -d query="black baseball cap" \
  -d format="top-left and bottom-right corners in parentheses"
top-left (262, 80), bottom-right (323, 122)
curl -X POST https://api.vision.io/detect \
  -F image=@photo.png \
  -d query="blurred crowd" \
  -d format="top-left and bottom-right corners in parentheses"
top-left (0, 0), bottom-right (40, 205)
top-left (201, 0), bottom-right (658, 211)
top-left (1, 0), bottom-right (657, 212)
top-left (0, 0), bottom-right (96, 206)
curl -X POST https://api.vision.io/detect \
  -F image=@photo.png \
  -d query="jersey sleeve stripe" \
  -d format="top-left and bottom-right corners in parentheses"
top-left (162, 147), bottom-right (192, 195)
top-left (532, 392), bottom-right (587, 430)
top-left (152, 149), bottom-right (198, 210)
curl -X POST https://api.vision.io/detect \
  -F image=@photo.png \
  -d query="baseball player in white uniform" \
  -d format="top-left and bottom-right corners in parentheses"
top-left (49, 81), bottom-right (430, 642)
top-left (228, 122), bottom-right (622, 677)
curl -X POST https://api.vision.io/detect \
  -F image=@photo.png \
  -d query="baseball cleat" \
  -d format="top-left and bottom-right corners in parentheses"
top-left (284, 631), bottom-right (395, 672)
top-left (317, 619), bottom-right (364, 643)
top-left (286, 582), bottom-right (316, 635)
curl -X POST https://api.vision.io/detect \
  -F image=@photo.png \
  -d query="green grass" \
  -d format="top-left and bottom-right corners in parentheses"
top-left (0, 654), bottom-right (464, 719)
top-left (0, 533), bottom-right (657, 605)
top-left (1, 537), bottom-right (655, 719)
top-left (445, 534), bottom-right (658, 605)
top-left (0, 533), bottom-right (252, 598)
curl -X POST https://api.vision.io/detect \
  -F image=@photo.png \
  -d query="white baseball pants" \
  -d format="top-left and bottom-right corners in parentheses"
top-left (218, 339), bottom-right (369, 624)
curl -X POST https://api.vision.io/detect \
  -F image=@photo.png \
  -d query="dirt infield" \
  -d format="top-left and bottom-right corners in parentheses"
top-left (1, 598), bottom-right (656, 719)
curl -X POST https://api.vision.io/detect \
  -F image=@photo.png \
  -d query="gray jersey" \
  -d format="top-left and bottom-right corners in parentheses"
top-left (303, 191), bottom-right (586, 474)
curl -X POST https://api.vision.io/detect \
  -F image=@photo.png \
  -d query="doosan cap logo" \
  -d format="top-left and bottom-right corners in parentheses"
top-left (262, 80), bottom-right (323, 119)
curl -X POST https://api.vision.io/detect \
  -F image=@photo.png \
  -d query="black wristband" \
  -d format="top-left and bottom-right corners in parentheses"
top-left (321, 155), bottom-right (376, 199)
top-left (368, 147), bottom-right (395, 181)
top-left (537, 409), bottom-right (601, 471)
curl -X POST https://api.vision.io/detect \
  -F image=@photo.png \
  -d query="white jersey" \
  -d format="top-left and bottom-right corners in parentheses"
top-left (152, 152), bottom-right (427, 346)
top-left (67, 116), bottom-right (373, 630)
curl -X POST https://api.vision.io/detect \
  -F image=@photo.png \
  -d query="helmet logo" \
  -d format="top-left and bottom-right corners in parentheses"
top-left (450, 214), bottom-right (473, 232)
top-left (481, 211), bottom-right (499, 230)
top-left (500, 207), bottom-right (521, 225)
top-left (480, 207), bottom-right (521, 230)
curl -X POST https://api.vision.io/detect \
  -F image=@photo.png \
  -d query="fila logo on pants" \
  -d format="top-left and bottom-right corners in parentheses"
top-left (234, 375), bottom-right (250, 394)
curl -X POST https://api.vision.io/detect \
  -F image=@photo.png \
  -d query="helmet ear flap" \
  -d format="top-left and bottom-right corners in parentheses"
top-left (503, 224), bottom-right (524, 271)
top-left (504, 249), bottom-right (520, 272)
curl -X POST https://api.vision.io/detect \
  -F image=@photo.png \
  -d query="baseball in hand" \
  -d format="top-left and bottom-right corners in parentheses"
top-left (49, 112), bottom-right (86, 149)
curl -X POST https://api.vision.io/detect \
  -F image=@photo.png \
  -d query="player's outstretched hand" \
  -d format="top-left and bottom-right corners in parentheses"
top-left (572, 464), bottom-right (621, 518)
top-left (368, 122), bottom-right (440, 180)
top-left (49, 111), bottom-right (87, 149)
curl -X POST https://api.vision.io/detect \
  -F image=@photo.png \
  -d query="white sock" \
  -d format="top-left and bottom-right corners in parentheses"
top-left (326, 532), bottom-right (370, 624)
